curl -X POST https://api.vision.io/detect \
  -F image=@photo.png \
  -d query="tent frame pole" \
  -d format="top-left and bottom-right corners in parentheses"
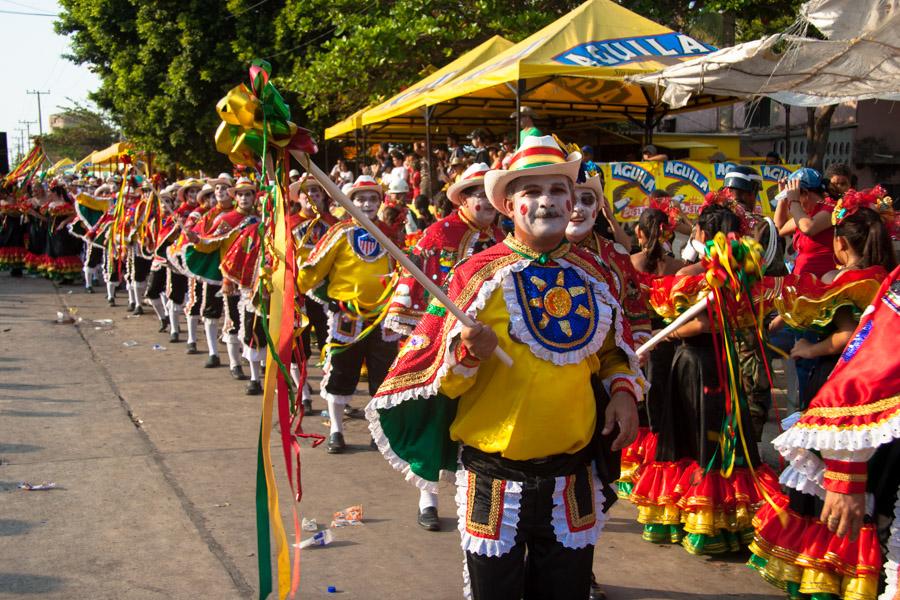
top-left (515, 78), bottom-right (525, 148)
top-left (424, 105), bottom-right (434, 202)
top-left (783, 103), bottom-right (791, 162)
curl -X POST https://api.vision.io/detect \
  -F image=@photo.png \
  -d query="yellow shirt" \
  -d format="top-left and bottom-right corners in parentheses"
top-left (441, 287), bottom-right (634, 461)
top-left (297, 225), bottom-right (393, 311)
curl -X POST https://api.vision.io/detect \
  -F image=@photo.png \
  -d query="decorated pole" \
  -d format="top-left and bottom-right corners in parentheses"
top-left (290, 149), bottom-right (515, 367)
top-left (636, 294), bottom-right (709, 357)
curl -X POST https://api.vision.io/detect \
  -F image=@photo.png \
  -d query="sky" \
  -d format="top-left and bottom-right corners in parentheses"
top-left (0, 0), bottom-right (101, 167)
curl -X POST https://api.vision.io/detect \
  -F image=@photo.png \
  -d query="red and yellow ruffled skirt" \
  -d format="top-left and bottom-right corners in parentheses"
top-left (748, 493), bottom-right (882, 600)
top-left (616, 427), bottom-right (657, 499)
top-left (630, 458), bottom-right (780, 555)
top-left (0, 246), bottom-right (26, 270)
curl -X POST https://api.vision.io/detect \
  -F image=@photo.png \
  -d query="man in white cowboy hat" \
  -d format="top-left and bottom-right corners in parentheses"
top-left (145, 184), bottom-right (177, 330)
top-left (368, 136), bottom-right (644, 599)
top-left (297, 174), bottom-right (400, 454)
top-left (176, 181), bottom-right (217, 354)
top-left (288, 168), bottom-right (301, 183)
top-left (121, 182), bottom-right (156, 316)
top-left (383, 161), bottom-right (504, 532)
top-left (288, 173), bottom-right (337, 411)
top-left (162, 177), bottom-right (204, 343)
top-left (216, 176), bottom-right (267, 393)
top-left (178, 173), bottom-right (240, 368)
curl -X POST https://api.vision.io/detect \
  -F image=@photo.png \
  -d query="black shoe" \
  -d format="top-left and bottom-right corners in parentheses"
top-left (417, 507), bottom-right (440, 532)
top-left (158, 317), bottom-right (169, 332)
top-left (107, 297), bottom-right (115, 307)
top-left (204, 354), bottom-right (221, 368)
top-left (185, 342), bottom-right (198, 354)
top-left (133, 305), bottom-right (144, 316)
top-left (10, 268), bottom-right (22, 278)
top-left (343, 405), bottom-right (362, 418)
top-left (231, 366), bottom-right (249, 380)
top-left (246, 380), bottom-right (263, 395)
top-left (327, 432), bottom-right (346, 454)
top-left (590, 574), bottom-right (606, 600)
top-left (301, 398), bottom-right (312, 414)
top-left (85, 286), bottom-right (94, 294)
top-left (169, 331), bottom-right (180, 343)
top-left (127, 302), bottom-right (135, 312)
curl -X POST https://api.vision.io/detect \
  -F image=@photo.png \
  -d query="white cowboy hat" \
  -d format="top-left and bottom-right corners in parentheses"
top-left (346, 175), bottom-right (383, 199)
top-left (197, 183), bottom-right (215, 201)
top-left (447, 162), bottom-right (491, 205)
top-left (229, 176), bottom-right (257, 195)
top-left (574, 175), bottom-right (603, 200)
top-left (175, 178), bottom-right (204, 204)
top-left (208, 172), bottom-right (234, 187)
top-left (484, 135), bottom-right (581, 216)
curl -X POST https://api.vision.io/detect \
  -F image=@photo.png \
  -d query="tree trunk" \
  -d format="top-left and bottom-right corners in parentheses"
top-left (805, 105), bottom-right (837, 172)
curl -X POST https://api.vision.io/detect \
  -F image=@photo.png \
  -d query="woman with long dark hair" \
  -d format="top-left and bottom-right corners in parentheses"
top-left (45, 180), bottom-right (82, 283)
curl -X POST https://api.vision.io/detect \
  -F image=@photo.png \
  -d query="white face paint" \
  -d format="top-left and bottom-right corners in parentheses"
top-left (214, 183), bottom-right (231, 206)
top-left (305, 184), bottom-right (326, 213)
top-left (461, 185), bottom-right (496, 229)
top-left (504, 174), bottom-right (572, 249)
top-left (351, 189), bottom-right (382, 220)
top-left (236, 190), bottom-right (255, 211)
top-left (566, 189), bottom-right (598, 243)
top-left (186, 187), bottom-right (199, 205)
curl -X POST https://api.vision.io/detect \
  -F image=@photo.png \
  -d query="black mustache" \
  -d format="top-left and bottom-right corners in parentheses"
top-left (533, 208), bottom-right (562, 218)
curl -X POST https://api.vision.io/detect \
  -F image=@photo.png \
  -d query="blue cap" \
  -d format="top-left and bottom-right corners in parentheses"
top-left (788, 167), bottom-right (824, 191)
top-left (581, 145), bottom-right (594, 155)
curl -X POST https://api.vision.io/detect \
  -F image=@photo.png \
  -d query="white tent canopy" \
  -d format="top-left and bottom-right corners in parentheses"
top-left (631, 0), bottom-right (900, 108)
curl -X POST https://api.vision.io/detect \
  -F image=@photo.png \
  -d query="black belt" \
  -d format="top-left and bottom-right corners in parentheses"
top-left (461, 445), bottom-right (591, 481)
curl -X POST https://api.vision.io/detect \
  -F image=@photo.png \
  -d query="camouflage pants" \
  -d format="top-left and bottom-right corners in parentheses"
top-left (735, 329), bottom-right (771, 442)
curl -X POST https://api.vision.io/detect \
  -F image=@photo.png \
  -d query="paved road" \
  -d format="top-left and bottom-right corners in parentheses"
top-left (0, 273), bottom-right (783, 599)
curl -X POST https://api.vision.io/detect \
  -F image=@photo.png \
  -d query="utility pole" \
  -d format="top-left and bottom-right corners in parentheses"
top-left (27, 90), bottom-right (51, 137)
top-left (18, 119), bottom-right (37, 140)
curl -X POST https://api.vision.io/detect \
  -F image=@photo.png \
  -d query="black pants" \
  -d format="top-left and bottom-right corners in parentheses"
top-left (85, 243), bottom-right (103, 268)
top-left (306, 300), bottom-right (329, 352)
top-left (462, 448), bottom-right (595, 600)
top-left (168, 271), bottom-right (187, 305)
top-left (130, 255), bottom-right (152, 283)
top-left (201, 283), bottom-right (223, 319)
top-left (243, 308), bottom-right (268, 349)
top-left (146, 268), bottom-right (166, 300)
top-left (187, 278), bottom-right (201, 316)
top-left (225, 294), bottom-right (241, 336)
top-left (324, 326), bottom-right (397, 396)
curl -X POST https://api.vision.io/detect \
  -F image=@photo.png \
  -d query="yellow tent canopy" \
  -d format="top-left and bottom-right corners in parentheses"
top-left (328, 0), bottom-right (736, 143)
top-left (91, 141), bottom-right (133, 164)
top-left (325, 36), bottom-right (514, 141)
top-left (46, 157), bottom-right (74, 175)
top-left (422, 0), bottom-right (733, 138)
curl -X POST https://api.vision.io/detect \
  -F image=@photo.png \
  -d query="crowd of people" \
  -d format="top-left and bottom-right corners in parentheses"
top-left (1, 130), bottom-right (898, 600)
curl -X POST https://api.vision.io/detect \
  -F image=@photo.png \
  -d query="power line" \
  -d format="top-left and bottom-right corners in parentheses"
top-left (27, 90), bottom-right (50, 137)
top-left (226, 0), bottom-right (270, 20)
top-left (0, 8), bottom-right (57, 15)
top-left (262, 0), bottom-right (380, 60)
top-left (0, 0), bottom-right (52, 12)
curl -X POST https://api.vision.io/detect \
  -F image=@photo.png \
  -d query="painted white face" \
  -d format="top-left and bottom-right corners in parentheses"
top-left (461, 185), bottom-right (496, 229)
top-left (214, 183), bottom-right (231, 205)
top-left (185, 187), bottom-right (199, 205)
top-left (351, 189), bottom-right (382, 220)
top-left (566, 189), bottom-right (598, 243)
top-left (236, 190), bottom-right (255, 211)
top-left (305, 184), bottom-right (326, 212)
top-left (504, 174), bottom-right (572, 245)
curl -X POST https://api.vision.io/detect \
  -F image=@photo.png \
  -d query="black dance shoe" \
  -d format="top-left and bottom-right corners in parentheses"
top-left (417, 507), bottom-right (440, 532)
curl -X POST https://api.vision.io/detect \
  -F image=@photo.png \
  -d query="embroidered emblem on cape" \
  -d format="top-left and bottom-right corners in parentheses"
top-left (351, 227), bottom-right (382, 260)
top-left (512, 264), bottom-right (598, 352)
top-left (840, 319), bottom-right (873, 363)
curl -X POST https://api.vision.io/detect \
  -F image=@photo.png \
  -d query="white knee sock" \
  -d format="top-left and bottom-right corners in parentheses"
top-left (226, 340), bottom-right (242, 369)
top-left (135, 282), bottom-right (147, 305)
top-left (203, 318), bottom-right (219, 356)
top-left (248, 359), bottom-right (262, 382)
top-left (126, 282), bottom-right (135, 305)
top-left (290, 363), bottom-right (301, 389)
top-left (106, 282), bottom-right (117, 300)
top-left (186, 315), bottom-right (199, 344)
top-left (149, 297), bottom-right (166, 321)
top-left (326, 395), bottom-right (350, 435)
top-left (83, 268), bottom-right (93, 288)
top-left (168, 302), bottom-right (182, 334)
top-left (418, 489), bottom-right (438, 511)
